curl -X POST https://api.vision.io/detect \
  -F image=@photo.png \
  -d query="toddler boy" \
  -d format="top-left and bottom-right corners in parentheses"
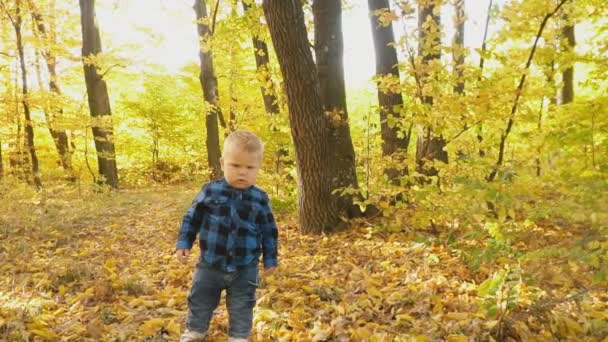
top-left (176, 130), bottom-right (278, 342)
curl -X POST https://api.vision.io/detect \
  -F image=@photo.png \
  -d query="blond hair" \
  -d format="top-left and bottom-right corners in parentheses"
top-left (223, 130), bottom-right (264, 158)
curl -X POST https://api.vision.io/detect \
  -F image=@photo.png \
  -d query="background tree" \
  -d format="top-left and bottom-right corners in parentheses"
top-left (29, 0), bottom-right (74, 181)
top-left (263, 0), bottom-right (340, 232)
top-left (367, 0), bottom-right (411, 182)
top-left (241, 0), bottom-right (279, 117)
top-left (452, 0), bottom-right (465, 95)
top-left (560, 15), bottom-right (575, 104)
top-left (2, 0), bottom-right (42, 189)
top-left (486, 0), bottom-right (570, 183)
top-left (194, 0), bottom-right (223, 180)
top-left (79, 0), bottom-right (118, 188)
top-left (415, 0), bottom-right (447, 177)
top-left (312, 0), bottom-right (361, 217)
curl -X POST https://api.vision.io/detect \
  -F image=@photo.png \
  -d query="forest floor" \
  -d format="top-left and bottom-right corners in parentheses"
top-left (0, 184), bottom-right (606, 341)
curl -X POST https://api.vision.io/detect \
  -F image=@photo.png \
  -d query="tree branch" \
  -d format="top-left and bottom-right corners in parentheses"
top-left (487, 0), bottom-right (570, 182)
top-left (478, 0), bottom-right (493, 79)
top-left (99, 63), bottom-right (126, 79)
top-left (210, 0), bottom-right (220, 35)
top-left (0, 1), bottom-right (17, 29)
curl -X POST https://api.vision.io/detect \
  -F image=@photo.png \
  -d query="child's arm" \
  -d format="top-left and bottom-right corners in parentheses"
top-left (258, 193), bottom-right (278, 270)
top-left (176, 186), bottom-right (207, 252)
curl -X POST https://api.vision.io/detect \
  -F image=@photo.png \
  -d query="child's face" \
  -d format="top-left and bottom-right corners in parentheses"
top-left (221, 146), bottom-right (262, 189)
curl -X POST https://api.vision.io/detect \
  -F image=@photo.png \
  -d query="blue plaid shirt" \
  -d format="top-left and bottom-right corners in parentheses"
top-left (176, 179), bottom-right (278, 272)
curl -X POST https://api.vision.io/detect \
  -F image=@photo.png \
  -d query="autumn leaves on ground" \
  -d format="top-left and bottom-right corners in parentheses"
top-left (0, 182), bottom-right (607, 341)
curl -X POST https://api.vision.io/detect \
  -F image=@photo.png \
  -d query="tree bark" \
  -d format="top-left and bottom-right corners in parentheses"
top-left (415, 0), bottom-right (447, 177)
top-left (263, 0), bottom-right (340, 233)
top-left (30, 0), bottom-right (75, 181)
top-left (312, 0), bottom-right (361, 217)
top-left (10, 0), bottom-right (43, 189)
top-left (561, 21), bottom-right (575, 104)
top-left (79, 0), bottom-right (118, 188)
top-left (194, 0), bottom-right (222, 180)
top-left (367, 0), bottom-right (410, 181)
top-left (241, 0), bottom-right (280, 116)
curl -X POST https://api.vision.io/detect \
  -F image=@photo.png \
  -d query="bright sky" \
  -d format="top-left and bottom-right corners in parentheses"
top-left (96, 0), bottom-right (498, 90)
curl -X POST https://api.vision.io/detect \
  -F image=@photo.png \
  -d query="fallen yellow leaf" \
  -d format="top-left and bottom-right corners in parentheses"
top-left (396, 313), bottom-right (415, 323)
top-left (29, 328), bottom-right (59, 339)
top-left (446, 334), bottom-right (468, 342)
top-left (414, 335), bottom-right (429, 342)
top-left (445, 312), bottom-right (469, 321)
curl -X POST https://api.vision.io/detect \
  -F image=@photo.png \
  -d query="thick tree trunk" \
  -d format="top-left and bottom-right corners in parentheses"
top-left (367, 0), bottom-right (410, 181)
top-left (30, 2), bottom-right (74, 180)
top-left (13, 1), bottom-right (42, 189)
top-left (241, 0), bottom-right (280, 116)
top-left (453, 0), bottom-right (465, 94)
top-left (194, 0), bottom-right (222, 180)
top-left (263, 0), bottom-right (340, 233)
top-left (561, 22), bottom-right (575, 104)
top-left (312, 0), bottom-right (360, 217)
top-left (416, 0), bottom-right (447, 177)
top-left (79, 0), bottom-right (118, 188)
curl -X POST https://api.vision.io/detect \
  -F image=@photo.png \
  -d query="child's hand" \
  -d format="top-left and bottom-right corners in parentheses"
top-left (175, 249), bottom-right (190, 263)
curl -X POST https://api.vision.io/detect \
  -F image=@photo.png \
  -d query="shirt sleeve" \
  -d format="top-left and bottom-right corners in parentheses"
top-left (257, 193), bottom-right (279, 268)
top-left (176, 185), bottom-right (207, 250)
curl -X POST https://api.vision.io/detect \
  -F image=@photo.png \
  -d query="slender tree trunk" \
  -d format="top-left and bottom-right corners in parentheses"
top-left (367, 0), bottom-right (410, 181)
top-left (453, 0), bottom-right (467, 160)
top-left (194, 0), bottom-right (222, 180)
top-left (536, 99), bottom-right (544, 177)
top-left (312, 0), bottom-right (361, 217)
top-left (227, 2), bottom-right (239, 133)
top-left (30, 2), bottom-right (74, 180)
top-left (0, 137), bottom-right (4, 179)
top-left (11, 65), bottom-right (26, 178)
top-left (476, 0), bottom-right (493, 157)
top-left (241, 0), bottom-right (280, 116)
top-left (537, 57), bottom-right (557, 177)
top-left (561, 20), bottom-right (575, 104)
top-left (79, 0), bottom-right (118, 188)
top-left (453, 0), bottom-right (465, 94)
top-left (415, 0), bottom-right (447, 177)
top-left (478, 0), bottom-right (493, 78)
top-left (487, 0), bottom-right (569, 182)
top-left (263, 0), bottom-right (340, 233)
top-left (12, 0), bottom-right (43, 189)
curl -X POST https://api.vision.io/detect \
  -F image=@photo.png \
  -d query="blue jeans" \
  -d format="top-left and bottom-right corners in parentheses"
top-left (186, 261), bottom-right (258, 338)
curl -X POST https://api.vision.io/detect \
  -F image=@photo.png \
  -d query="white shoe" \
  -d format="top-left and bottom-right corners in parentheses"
top-left (228, 337), bottom-right (248, 342)
top-left (180, 329), bottom-right (207, 342)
